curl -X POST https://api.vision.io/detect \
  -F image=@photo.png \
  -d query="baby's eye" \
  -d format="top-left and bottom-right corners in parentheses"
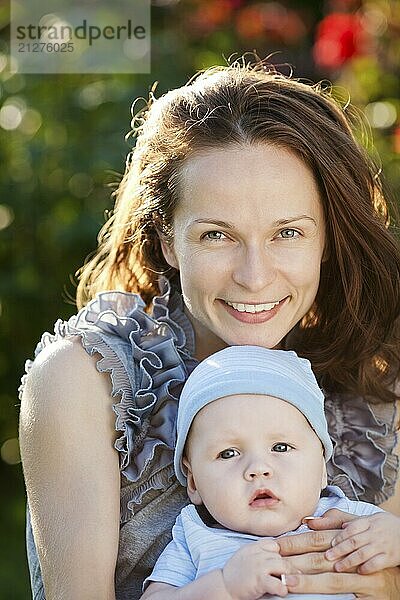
top-left (218, 448), bottom-right (239, 459)
top-left (272, 443), bottom-right (292, 452)
top-left (202, 231), bottom-right (227, 241)
top-left (278, 229), bottom-right (300, 239)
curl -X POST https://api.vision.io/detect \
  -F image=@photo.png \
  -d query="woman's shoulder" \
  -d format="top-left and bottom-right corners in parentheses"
top-left (21, 335), bottom-right (110, 392)
top-left (22, 335), bottom-right (97, 380)
top-left (18, 289), bottom-right (146, 404)
top-left (19, 336), bottom-right (115, 436)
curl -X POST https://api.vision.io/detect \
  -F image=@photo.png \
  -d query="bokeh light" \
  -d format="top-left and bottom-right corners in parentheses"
top-left (19, 108), bottom-right (42, 137)
top-left (1, 438), bottom-right (21, 466)
top-left (0, 205), bottom-right (15, 230)
top-left (0, 103), bottom-right (24, 130)
top-left (78, 81), bottom-right (106, 109)
top-left (68, 173), bottom-right (94, 198)
top-left (365, 101), bottom-right (397, 129)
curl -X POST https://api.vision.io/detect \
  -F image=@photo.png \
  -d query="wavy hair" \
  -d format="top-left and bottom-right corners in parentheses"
top-left (76, 58), bottom-right (400, 403)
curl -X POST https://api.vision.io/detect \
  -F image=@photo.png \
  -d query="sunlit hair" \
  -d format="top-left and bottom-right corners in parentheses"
top-left (76, 57), bottom-right (400, 402)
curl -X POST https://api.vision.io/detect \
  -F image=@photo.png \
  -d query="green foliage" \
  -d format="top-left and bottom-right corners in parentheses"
top-left (1, 1), bottom-right (399, 596)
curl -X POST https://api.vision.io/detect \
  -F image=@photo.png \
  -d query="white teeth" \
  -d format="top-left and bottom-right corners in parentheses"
top-left (226, 300), bottom-right (280, 313)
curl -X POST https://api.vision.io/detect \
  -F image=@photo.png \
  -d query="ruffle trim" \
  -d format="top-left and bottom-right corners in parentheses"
top-left (325, 392), bottom-right (398, 504)
top-left (18, 277), bottom-right (198, 512)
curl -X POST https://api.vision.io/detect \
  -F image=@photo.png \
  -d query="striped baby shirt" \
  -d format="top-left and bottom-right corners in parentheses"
top-left (143, 485), bottom-right (383, 599)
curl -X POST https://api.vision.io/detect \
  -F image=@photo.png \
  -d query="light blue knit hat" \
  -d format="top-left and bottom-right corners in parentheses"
top-left (174, 346), bottom-right (333, 485)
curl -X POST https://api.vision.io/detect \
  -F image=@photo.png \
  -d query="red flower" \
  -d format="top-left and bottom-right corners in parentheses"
top-left (235, 3), bottom-right (307, 44)
top-left (313, 12), bottom-right (371, 69)
top-left (186, 0), bottom-right (234, 35)
top-left (235, 5), bottom-right (266, 39)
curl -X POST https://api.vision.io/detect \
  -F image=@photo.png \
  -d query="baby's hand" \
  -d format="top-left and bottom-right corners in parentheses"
top-left (325, 512), bottom-right (400, 574)
top-left (222, 538), bottom-right (291, 599)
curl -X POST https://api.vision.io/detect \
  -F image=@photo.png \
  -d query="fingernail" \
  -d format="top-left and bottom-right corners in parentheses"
top-left (325, 549), bottom-right (335, 560)
top-left (281, 574), bottom-right (287, 586)
top-left (284, 575), bottom-right (299, 587)
top-left (331, 538), bottom-right (337, 547)
top-left (301, 516), bottom-right (322, 523)
top-left (342, 522), bottom-right (349, 529)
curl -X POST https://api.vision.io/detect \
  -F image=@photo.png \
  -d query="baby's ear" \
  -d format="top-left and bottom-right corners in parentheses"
top-left (182, 456), bottom-right (202, 505)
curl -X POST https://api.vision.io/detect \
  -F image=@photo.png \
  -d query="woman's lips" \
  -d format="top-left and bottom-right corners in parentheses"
top-left (219, 296), bottom-right (288, 324)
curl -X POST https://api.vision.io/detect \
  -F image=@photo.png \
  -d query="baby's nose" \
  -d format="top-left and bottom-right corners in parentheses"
top-left (244, 461), bottom-right (272, 481)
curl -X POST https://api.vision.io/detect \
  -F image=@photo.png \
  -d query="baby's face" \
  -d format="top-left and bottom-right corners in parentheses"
top-left (183, 394), bottom-right (327, 537)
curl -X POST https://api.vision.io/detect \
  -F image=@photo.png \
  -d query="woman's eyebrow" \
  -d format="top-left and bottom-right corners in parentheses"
top-left (275, 215), bottom-right (317, 226)
top-left (191, 218), bottom-right (235, 229)
top-left (190, 215), bottom-right (317, 228)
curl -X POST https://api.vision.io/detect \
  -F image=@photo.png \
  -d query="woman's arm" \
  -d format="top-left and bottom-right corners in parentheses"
top-left (19, 338), bottom-right (121, 599)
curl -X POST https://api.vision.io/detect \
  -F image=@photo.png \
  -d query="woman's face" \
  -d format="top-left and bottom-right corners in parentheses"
top-left (160, 143), bottom-right (326, 358)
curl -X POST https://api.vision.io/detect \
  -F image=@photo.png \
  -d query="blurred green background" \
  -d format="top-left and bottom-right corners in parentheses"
top-left (1, 0), bottom-right (399, 597)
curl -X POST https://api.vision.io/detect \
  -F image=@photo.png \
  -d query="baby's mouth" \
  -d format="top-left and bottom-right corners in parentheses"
top-left (249, 488), bottom-right (279, 507)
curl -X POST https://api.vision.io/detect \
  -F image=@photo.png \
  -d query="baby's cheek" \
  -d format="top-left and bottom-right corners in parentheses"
top-left (211, 487), bottom-right (239, 519)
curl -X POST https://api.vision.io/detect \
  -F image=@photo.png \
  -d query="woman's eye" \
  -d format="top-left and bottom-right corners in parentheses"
top-left (272, 443), bottom-right (292, 452)
top-left (278, 229), bottom-right (300, 239)
top-left (202, 231), bottom-right (226, 241)
top-left (218, 448), bottom-right (239, 459)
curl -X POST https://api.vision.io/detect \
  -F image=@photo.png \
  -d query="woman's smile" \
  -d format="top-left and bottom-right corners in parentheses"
top-left (218, 296), bottom-right (290, 324)
top-left (224, 299), bottom-right (282, 312)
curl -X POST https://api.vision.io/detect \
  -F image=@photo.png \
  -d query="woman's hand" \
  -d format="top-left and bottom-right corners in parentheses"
top-left (325, 512), bottom-right (400, 574)
top-left (283, 567), bottom-right (400, 599)
top-left (277, 509), bottom-right (358, 574)
top-left (277, 509), bottom-right (400, 598)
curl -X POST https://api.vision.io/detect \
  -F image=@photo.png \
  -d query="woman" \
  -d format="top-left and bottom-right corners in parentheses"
top-left (19, 59), bottom-right (400, 599)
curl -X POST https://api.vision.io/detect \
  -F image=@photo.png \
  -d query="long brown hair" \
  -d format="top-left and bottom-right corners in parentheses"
top-left (76, 58), bottom-right (400, 402)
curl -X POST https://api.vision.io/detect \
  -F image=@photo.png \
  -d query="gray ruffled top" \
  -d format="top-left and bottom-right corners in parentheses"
top-left (19, 277), bottom-right (399, 600)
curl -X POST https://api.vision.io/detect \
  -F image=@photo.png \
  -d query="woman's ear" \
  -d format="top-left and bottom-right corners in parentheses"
top-left (182, 456), bottom-right (202, 505)
top-left (159, 236), bottom-right (179, 270)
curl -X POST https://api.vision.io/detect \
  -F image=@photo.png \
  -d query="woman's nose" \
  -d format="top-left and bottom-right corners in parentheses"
top-left (232, 245), bottom-right (277, 292)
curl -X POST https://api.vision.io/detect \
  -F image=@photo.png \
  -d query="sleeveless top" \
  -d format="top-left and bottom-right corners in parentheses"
top-left (18, 276), bottom-right (399, 600)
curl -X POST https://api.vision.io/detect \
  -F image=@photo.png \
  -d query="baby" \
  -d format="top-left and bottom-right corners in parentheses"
top-left (141, 346), bottom-right (400, 600)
